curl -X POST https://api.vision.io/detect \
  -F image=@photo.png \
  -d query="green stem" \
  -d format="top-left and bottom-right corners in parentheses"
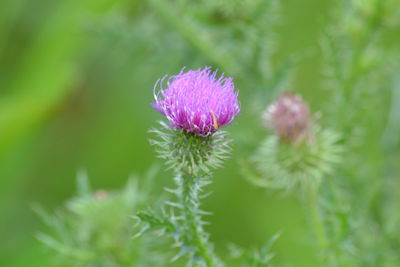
top-left (178, 171), bottom-right (216, 266)
top-left (307, 187), bottom-right (328, 254)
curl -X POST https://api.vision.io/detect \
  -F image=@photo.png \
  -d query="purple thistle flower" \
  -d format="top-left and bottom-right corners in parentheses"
top-left (263, 92), bottom-right (312, 143)
top-left (152, 67), bottom-right (240, 137)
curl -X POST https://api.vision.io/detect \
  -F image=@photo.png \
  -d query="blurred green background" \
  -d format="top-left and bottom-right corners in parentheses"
top-left (0, 0), bottom-right (399, 266)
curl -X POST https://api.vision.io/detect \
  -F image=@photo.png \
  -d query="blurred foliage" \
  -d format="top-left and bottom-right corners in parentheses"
top-left (36, 170), bottom-right (166, 266)
top-left (0, 0), bottom-right (399, 266)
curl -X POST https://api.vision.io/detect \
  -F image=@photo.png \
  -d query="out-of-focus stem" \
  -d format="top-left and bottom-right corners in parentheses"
top-left (307, 188), bottom-right (328, 253)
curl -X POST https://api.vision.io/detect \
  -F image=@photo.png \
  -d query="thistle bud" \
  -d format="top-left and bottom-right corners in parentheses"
top-left (94, 190), bottom-right (109, 201)
top-left (263, 92), bottom-right (312, 143)
top-left (246, 93), bottom-right (342, 191)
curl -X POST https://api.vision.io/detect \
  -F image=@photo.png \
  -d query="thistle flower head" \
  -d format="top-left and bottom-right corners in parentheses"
top-left (152, 67), bottom-right (240, 137)
top-left (263, 92), bottom-right (311, 143)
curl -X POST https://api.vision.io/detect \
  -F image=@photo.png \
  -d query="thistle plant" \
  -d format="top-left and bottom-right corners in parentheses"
top-left (247, 92), bottom-right (342, 192)
top-left (242, 92), bottom-right (342, 264)
top-left (8, 0), bottom-right (400, 266)
top-left (137, 67), bottom-right (240, 266)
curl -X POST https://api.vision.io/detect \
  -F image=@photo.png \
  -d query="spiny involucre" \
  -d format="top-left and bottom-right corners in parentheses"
top-left (152, 67), bottom-right (240, 137)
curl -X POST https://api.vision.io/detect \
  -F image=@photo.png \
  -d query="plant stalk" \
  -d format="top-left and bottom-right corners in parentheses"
top-left (307, 187), bottom-right (328, 253)
top-left (177, 171), bottom-right (216, 267)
